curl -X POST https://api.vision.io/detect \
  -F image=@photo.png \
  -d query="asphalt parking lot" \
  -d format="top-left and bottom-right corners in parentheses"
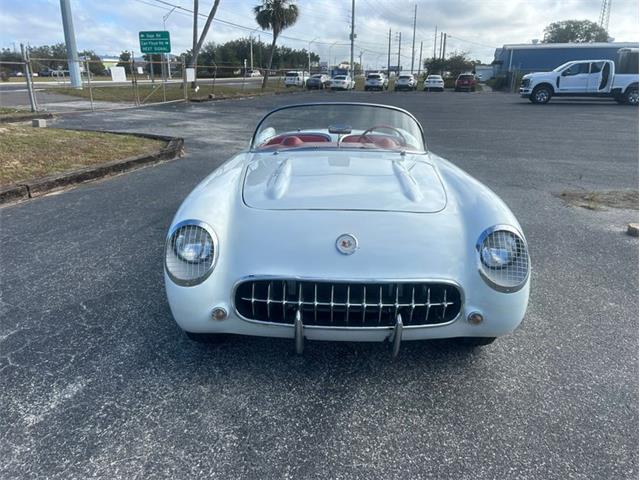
top-left (1, 90), bottom-right (638, 479)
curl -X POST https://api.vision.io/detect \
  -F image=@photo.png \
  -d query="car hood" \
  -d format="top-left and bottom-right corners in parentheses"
top-left (523, 71), bottom-right (553, 80)
top-left (242, 151), bottom-right (447, 213)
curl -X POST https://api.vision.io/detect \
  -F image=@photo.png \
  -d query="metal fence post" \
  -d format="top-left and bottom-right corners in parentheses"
top-left (85, 59), bottom-right (94, 111)
top-left (20, 44), bottom-right (38, 112)
top-left (130, 53), bottom-right (140, 107)
top-left (161, 57), bottom-right (166, 103)
top-left (182, 58), bottom-right (188, 102)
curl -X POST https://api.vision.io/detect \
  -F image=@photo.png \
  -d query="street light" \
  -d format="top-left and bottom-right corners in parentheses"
top-left (249, 26), bottom-right (260, 71)
top-left (328, 41), bottom-right (339, 68)
top-left (308, 37), bottom-right (317, 74)
top-left (162, 6), bottom-right (176, 79)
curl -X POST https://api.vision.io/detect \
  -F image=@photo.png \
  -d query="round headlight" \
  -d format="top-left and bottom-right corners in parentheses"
top-left (165, 220), bottom-right (218, 286)
top-left (477, 226), bottom-right (529, 293)
top-left (174, 231), bottom-right (213, 263)
top-left (480, 232), bottom-right (519, 269)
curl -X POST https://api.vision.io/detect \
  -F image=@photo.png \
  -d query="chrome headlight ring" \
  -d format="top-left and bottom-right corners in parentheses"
top-left (165, 219), bottom-right (219, 287)
top-left (476, 225), bottom-right (530, 293)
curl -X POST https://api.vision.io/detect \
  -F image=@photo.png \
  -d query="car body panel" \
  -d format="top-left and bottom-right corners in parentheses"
top-left (395, 75), bottom-right (417, 90)
top-left (242, 151), bottom-right (447, 213)
top-left (365, 73), bottom-right (389, 90)
top-left (331, 76), bottom-right (355, 90)
top-left (519, 58), bottom-right (638, 100)
top-left (424, 75), bottom-right (445, 91)
top-left (165, 103), bottom-right (530, 344)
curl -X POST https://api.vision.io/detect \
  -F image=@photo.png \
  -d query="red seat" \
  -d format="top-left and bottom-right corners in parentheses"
top-left (264, 133), bottom-right (331, 146)
top-left (342, 134), bottom-right (398, 149)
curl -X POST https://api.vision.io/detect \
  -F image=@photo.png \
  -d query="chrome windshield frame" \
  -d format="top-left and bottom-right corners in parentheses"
top-left (250, 102), bottom-right (428, 153)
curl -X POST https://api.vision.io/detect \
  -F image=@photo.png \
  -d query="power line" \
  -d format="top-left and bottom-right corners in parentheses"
top-left (148, 0), bottom-right (352, 47)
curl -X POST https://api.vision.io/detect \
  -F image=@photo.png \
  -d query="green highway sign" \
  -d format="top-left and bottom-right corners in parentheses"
top-left (139, 31), bottom-right (171, 54)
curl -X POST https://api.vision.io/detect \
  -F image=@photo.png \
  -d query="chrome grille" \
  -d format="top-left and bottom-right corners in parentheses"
top-left (235, 280), bottom-right (462, 327)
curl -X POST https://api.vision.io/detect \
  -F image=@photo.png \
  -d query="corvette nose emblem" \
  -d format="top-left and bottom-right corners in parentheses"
top-left (336, 233), bottom-right (358, 255)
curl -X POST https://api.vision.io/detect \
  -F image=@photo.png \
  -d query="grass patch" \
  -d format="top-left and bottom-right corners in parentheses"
top-left (47, 78), bottom-right (293, 103)
top-left (0, 124), bottom-right (166, 186)
top-left (0, 107), bottom-right (24, 114)
top-left (558, 190), bottom-right (639, 211)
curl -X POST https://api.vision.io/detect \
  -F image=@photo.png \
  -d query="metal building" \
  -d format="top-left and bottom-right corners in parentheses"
top-left (492, 42), bottom-right (639, 75)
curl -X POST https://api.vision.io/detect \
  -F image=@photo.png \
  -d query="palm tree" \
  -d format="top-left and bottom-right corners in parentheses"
top-left (254, 0), bottom-right (299, 90)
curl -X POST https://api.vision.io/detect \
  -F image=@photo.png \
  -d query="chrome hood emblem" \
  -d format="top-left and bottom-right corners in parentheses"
top-left (336, 233), bottom-right (358, 255)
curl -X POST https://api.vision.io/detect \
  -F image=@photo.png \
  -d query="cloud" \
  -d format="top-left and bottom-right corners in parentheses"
top-left (0, 0), bottom-right (637, 65)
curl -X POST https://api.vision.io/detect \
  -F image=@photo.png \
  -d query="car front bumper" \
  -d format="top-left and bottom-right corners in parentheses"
top-left (166, 272), bottom-right (529, 342)
top-left (519, 87), bottom-right (532, 96)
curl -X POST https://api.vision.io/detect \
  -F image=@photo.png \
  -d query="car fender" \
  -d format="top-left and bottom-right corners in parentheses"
top-left (526, 72), bottom-right (559, 93)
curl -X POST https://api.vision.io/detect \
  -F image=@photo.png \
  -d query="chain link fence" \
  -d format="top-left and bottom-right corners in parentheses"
top-left (1, 54), bottom-right (315, 114)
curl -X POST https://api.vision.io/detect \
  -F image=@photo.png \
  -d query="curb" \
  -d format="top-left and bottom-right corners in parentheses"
top-left (0, 131), bottom-right (184, 205)
top-left (0, 112), bottom-right (54, 124)
top-left (628, 223), bottom-right (639, 237)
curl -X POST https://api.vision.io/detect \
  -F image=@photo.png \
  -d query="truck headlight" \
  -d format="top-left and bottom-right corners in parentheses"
top-left (165, 220), bottom-right (218, 286)
top-left (476, 225), bottom-right (529, 293)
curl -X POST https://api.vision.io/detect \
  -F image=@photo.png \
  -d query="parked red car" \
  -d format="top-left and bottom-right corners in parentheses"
top-left (455, 73), bottom-right (477, 92)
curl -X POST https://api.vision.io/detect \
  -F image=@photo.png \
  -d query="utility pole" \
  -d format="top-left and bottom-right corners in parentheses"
top-left (442, 33), bottom-right (447, 60)
top-left (250, 34), bottom-right (254, 70)
top-left (359, 50), bottom-right (363, 75)
top-left (433, 25), bottom-right (438, 60)
top-left (163, 6), bottom-right (176, 79)
top-left (192, 0), bottom-right (198, 86)
top-left (349, 0), bottom-right (356, 75)
top-left (439, 32), bottom-right (443, 59)
top-left (417, 40), bottom-right (423, 76)
top-left (59, 0), bottom-right (82, 88)
top-left (397, 32), bottom-right (401, 75)
top-left (410, 3), bottom-right (417, 74)
top-left (387, 28), bottom-right (391, 75)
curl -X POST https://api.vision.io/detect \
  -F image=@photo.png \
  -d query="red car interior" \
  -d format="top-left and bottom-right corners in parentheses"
top-left (260, 133), bottom-right (402, 150)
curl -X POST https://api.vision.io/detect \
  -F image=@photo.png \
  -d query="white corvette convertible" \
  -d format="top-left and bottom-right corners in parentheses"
top-left (164, 103), bottom-right (530, 356)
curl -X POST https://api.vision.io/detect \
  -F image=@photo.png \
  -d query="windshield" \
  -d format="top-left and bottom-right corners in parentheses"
top-left (553, 61), bottom-right (574, 72)
top-left (427, 75), bottom-right (441, 79)
top-left (252, 103), bottom-right (425, 152)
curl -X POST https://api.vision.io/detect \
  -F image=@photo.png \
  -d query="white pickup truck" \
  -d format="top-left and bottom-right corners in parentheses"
top-left (520, 47), bottom-right (638, 105)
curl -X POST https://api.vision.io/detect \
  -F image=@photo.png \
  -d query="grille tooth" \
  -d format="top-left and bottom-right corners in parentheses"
top-left (236, 280), bottom-right (462, 327)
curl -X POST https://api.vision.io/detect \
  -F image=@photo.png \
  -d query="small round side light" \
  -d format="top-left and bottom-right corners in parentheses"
top-left (212, 307), bottom-right (228, 321)
top-left (467, 312), bottom-right (484, 325)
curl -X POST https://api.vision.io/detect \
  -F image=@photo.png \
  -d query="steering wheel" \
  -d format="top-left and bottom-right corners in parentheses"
top-left (357, 125), bottom-right (407, 146)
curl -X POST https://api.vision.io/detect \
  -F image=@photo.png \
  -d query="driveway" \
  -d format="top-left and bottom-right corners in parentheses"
top-left (1, 91), bottom-right (637, 479)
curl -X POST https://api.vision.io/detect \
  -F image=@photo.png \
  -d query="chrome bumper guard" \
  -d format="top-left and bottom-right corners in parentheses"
top-left (293, 309), bottom-right (405, 359)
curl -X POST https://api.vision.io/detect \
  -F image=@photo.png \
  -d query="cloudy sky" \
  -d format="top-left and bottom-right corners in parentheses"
top-left (1, 0), bottom-right (638, 66)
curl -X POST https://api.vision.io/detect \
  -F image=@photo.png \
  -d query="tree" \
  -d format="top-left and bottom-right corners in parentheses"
top-left (543, 20), bottom-right (608, 43)
top-left (254, 0), bottom-right (299, 90)
top-left (117, 51), bottom-right (132, 74)
top-left (423, 51), bottom-right (479, 78)
top-left (79, 50), bottom-right (105, 75)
